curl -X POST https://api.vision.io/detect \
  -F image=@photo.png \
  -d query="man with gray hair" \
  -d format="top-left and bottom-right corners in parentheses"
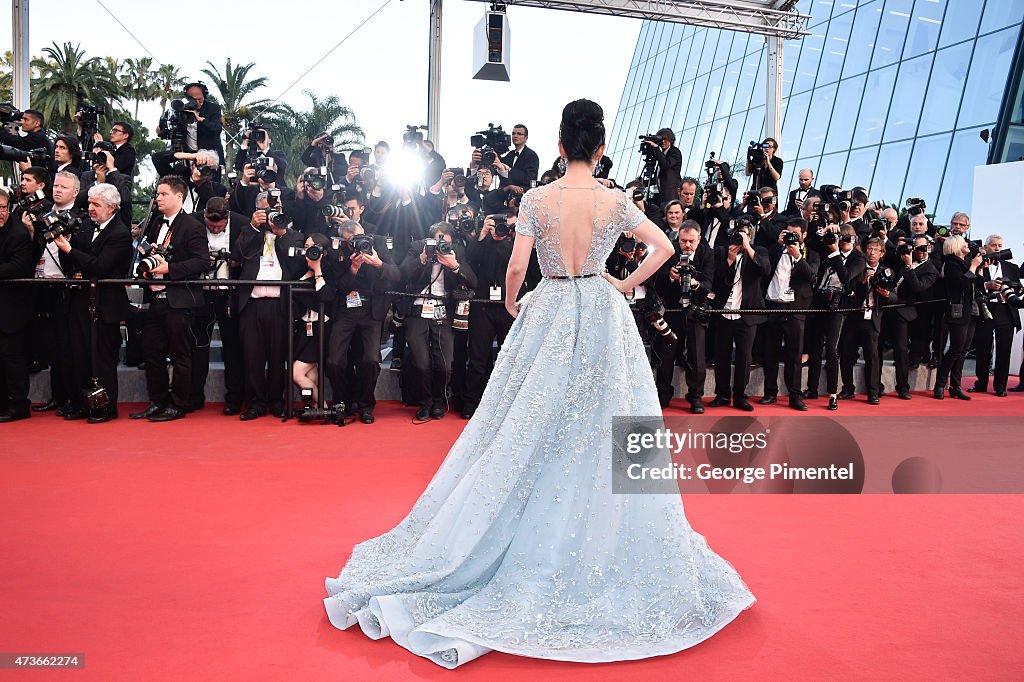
top-left (970, 234), bottom-right (1020, 397)
top-left (51, 182), bottom-right (133, 423)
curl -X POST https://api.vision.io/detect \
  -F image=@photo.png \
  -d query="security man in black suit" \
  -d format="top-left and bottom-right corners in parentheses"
top-left (841, 238), bottom-right (892, 404)
top-left (52, 183), bottom-right (133, 423)
top-left (130, 176), bottom-right (211, 422)
top-left (760, 217), bottom-right (817, 410)
top-left (231, 191), bottom-right (305, 420)
top-left (783, 168), bottom-right (815, 217)
top-left (971, 234), bottom-right (1021, 396)
top-left (321, 220), bottom-right (399, 424)
top-left (493, 124), bottom-right (540, 195)
top-left (707, 220), bottom-right (769, 411)
top-left (188, 198), bottom-right (247, 414)
top-left (654, 220), bottom-right (715, 414)
top-left (461, 213), bottom-right (517, 419)
top-left (885, 235), bottom-right (940, 399)
top-left (400, 223), bottom-right (477, 420)
top-left (0, 189), bottom-right (36, 422)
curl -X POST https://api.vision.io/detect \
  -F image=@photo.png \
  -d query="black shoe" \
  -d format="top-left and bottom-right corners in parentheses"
top-left (828, 396), bottom-right (838, 411)
top-left (926, 356), bottom-right (939, 370)
top-left (270, 405), bottom-right (286, 419)
top-left (359, 409), bottom-right (375, 424)
top-left (87, 409), bottom-right (117, 424)
top-left (867, 396), bottom-right (880, 405)
top-left (0, 407), bottom-right (30, 423)
top-left (788, 396), bottom-right (808, 411)
top-left (707, 396), bottom-right (731, 408)
top-left (733, 398), bottom-right (754, 412)
top-left (909, 361), bottom-right (921, 370)
top-left (148, 406), bottom-right (185, 422)
top-left (460, 407), bottom-right (475, 420)
top-left (63, 407), bottom-right (88, 421)
top-left (222, 404), bottom-right (241, 416)
top-left (802, 389), bottom-right (818, 400)
top-left (690, 398), bottom-right (705, 415)
top-left (759, 395), bottom-right (777, 405)
top-left (933, 386), bottom-right (945, 400)
top-left (838, 389), bottom-right (856, 400)
top-left (130, 403), bottom-right (163, 420)
top-left (430, 405), bottom-right (445, 420)
top-left (995, 390), bottom-right (1008, 397)
top-left (948, 386), bottom-right (970, 401)
top-left (240, 407), bottom-right (265, 421)
top-left (415, 406), bottom-right (431, 421)
top-left (56, 402), bottom-right (69, 417)
top-left (390, 358), bottom-right (402, 370)
top-left (1008, 384), bottom-right (1024, 393)
top-left (967, 386), bottom-right (985, 394)
top-left (184, 401), bottom-right (205, 413)
top-left (897, 390), bottom-right (912, 400)
top-left (32, 400), bottom-right (58, 412)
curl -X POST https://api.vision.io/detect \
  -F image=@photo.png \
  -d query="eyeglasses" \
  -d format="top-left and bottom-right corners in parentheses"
top-left (110, 128), bottom-right (125, 134)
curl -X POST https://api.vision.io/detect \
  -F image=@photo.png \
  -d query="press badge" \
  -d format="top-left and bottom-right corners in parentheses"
top-left (305, 321), bottom-right (314, 337)
top-left (386, 236), bottom-right (394, 250)
top-left (489, 286), bottom-right (501, 301)
top-left (346, 291), bottom-right (363, 308)
top-left (864, 308), bottom-right (872, 320)
top-left (457, 300), bottom-right (470, 316)
top-left (421, 301), bottom-right (435, 318)
top-left (260, 254), bottom-right (276, 269)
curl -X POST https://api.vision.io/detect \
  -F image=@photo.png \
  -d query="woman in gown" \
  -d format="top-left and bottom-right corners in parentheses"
top-left (324, 99), bottom-right (756, 668)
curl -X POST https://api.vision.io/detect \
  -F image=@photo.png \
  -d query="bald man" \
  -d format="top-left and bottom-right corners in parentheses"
top-left (784, 168), bottom-right (815, 216)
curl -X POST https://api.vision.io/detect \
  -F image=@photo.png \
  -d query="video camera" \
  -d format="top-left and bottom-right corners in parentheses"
top-left (905, 198), bottom-right (927, 217)
top-left (39, 209), bottom-right (84, 243)
top-left (0, 102), bottom-right (23, 125)
top-left (404, 124), bottom-right (427, 150)
top-left (0, 144), bottom-right (50, 165)
top-left (638, 134), bottom-right (663, 155)
top-left (76, 103), bottom-right (105, 136)
top-left (746, 140), bottom-right (770, 167)
top-left (471, 124), bottom-right (511, 166)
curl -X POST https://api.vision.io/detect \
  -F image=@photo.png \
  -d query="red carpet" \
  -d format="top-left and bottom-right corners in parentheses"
top-left (2, 396), bottom-right (1023, 680)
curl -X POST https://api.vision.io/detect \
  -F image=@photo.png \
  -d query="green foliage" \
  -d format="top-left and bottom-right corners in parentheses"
top-left (30, 42), bottom-right (121, 132)
top-left (266, 90), bottom-right (366, 186)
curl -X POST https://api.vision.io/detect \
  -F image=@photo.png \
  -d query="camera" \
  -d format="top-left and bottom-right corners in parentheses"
top-left (446, 207), bottom-right (477, 237)
top-left (424, 237), bottom-right (453, 262)
top-left (746, 140), bottom-right (768, 167)
top-left (322, 205), bottom-right (348, 220)
top-left (76, 103), bottom-right (105, 134)
top-left (14, 188), bottom-right (47, 214)
top-left (638, 134), bottom-right (663, 155)
top-left (471, 124), bottom-right (511, 165)
top-left (264, 209), bottom-right (288, 227)
top-left (618, 235), bottom-right (637, 254)
top-left (934, 225), bottom-right (951, 239)
top-left (995, 280), bottom-right (1023, 307)
top-left (208, 248), bottom-right (231, 270)
top-left (39, 209), bottom-right (84, 243)
top-left (981, 248), bottom-right (1013, 264)
top-left (819, 286), bottom-right (846, 311)
top-left (643, 299), bottom-right (677, 341)
top-left (743, 191), bottom-right (760, 211)
top-left (896, 238), bottom-right (915, 257)
top-left (0, 102), bottom-right (24, 125)
top-left (446, 167), bottom-right (466, 189)
top-left (820, 185), bottom-right (853, 213)
top-left (728, 228), bottom-right (746, 246)
top-left (489, 214), bottom-right (510, 238)
top-left (631, 187), bottom-right (645, 202)
top-left (288, 244), bottom-right (324, 261)
top-left (403, 124), bottom-right (426, 150)
top-left (246, 126), bottom-right (267, 144)
top-left (905, 198), bottom-right (927, 217)
top-left (137, 239), bottom-right (171, 275)
top-left (251, 156), bottom-right (277, 184)
top-left (783, 230), bottom-right (801, 247)
top-left (869, 218), bottom-right (888, 239)
top-left (674, 252), bottom-right (696, 295)
top-left (341, 234), bottom-right (375, 258)
top-left (303, 167), bottom-right (327, 191)
top-left (871, 265), bottom-right (896, 291)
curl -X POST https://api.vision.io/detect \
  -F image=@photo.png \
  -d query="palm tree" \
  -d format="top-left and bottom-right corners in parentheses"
top-left (200, 58), bottom-right (282, 167)
top-left (271, 90), bottom-right (365, 185)
top-left (155, 63), bottom-right (186, 111)
top-left (0, 51), bottom-right (13, 101)
top-left (30, 42), bottom-right (122, 132)
top-left (122, 57), bottom-right (160, 119)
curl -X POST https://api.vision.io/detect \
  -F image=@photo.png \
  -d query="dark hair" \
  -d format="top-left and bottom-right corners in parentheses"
top-left (113, 120), bottom-right (134, 141)
top-left (24, 109), bottom-right (44, 127)
top-left (680, 176), bottom-right (699, 188)
top-left (558, 99), bottom-right (606, 163)
top-left (663, 200), bottom-right (683, 218)
top-left (158, 175), bottom-right (188, 196)
top-left (513, 124), bottom-right (528, 136)
top-left (656, 128), bottom-right (675, 144)
top-left (679, 219), bottom-right (700, 235)
top-left (308, 232), bottom-right (331, 248)
top-left (205, 197), bottom-right (230, 219)
top-left (787, 217), bottom-right (808, 234)
top-left (763, 137), bottom-right (779, 150)
top-left (343, 193), bottom-right (364, 207)
top-left (55, 133), bottom-right (82, 164)
top-left (23, 166), bottom-right (49, 187)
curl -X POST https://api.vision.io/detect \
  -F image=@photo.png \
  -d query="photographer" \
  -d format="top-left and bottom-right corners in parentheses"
top-left (31, 172), bottom-right (80, 415)
top-left (231, 191), bottom-right (305, 420)
top-left (130, 176), bottom-right (211, 423)
top-left (783, 168), bottom-right (814, 217)
top-left (970, 235), bottom-right (1020, 396)
top-left (493, 124), bottom-right (539, 195)
top-left (933, 236), bottom-right (983, 400)
top-left (187, 198), bottom-right (247, 415)
top-left (400, 223), bottom-right (477, 420)
top-left (760, 217), bottom-right (816, 410)
top-left (14, 167), bottom-right (52, 234)
top-left (0, 189), bottom-right (35, 422)
top-left (92, 121), bottom-right (136, 176)
top-left (341, 194), bottom-right (379, 237)
top-left (640, 128), bottom-right (682, 208)
top-left (291, 167), bottom-right (336, 237)
top-left (321, 221), bottom-right (398, 423)
top-left (742, 186), bottom-right (787, 248)
top-left (51, 134), bottom-right (82, 180)
top-left (805, 221), bottom-right (862, 410)
top-left (301, 133), bottom-right (348, 182)
top-left (184, 82), bottom-right (224, 163)
top-left (231, 152), bottom-right (292, 218)
top-left (77, 147), bottom-right (133, 223)
top-left (427, 167), bottom-right (477, 225)
top-left (840, 238), bottom-right (892, 405)
top-left (744, 137), bottom-right (782, 194)
top-left (624, 180), bottom-right (665, 230)
top-left (461, 212), bottom-right (517, 419)
top-left (421, 139), bottom-right (446, 188)
top-left (886, 235), bottom-right (940, 399)
top-left (707, 220), bottom-right (769, 411)
top-left (52, 183), bottom-right (133, 423)
top-left (655, 220), bottom-right (714, 413)
top-left (677, 177), bottom-right (698, 215)
top-left (0, 108), bottom-right (51, 158)
top-left (292, 233), bottom-right (335, 408)
top-left (688, 177), bottom-right (738, 250)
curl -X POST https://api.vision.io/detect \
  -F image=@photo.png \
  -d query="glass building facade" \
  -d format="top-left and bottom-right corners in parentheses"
top-left (607, 0), bottom-right (1024, 221)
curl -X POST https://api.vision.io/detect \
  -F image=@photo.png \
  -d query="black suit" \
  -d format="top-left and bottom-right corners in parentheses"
top-left (463, 235), bottom-right (517, 412)
top-left (888, 259), bottom-right (939, 393)
top-left (783, 186), bottom-right (814, 217)
top-left (936, 256), bottom-right (980, 392)
top-left (232, 224), bottom-right (306, 413)
top-left (973, 261), bottom-right (1021, 393)
top-left (760, 243), bottom-right (815, 398)
top-left (0, 127), bottom-right (51, 157)
top-left (59, 215), bottom-right (133, 413)
top-left (76, 169), bottom-right (133, 224)
top-left (113, 143), bottom-right (137, 176)
top-left (400, 240), bottom-right (478, 408)
top-left (710, 244), bottom-right (769, 401)
top-left (0, 218), bottom-right (36, 412)
top-left (649, 144), bottom-right (683, 208)
top-left (196, 100), bottom-right (224, 162)
top-left (841, 261), bottom-right (893, 399)
top-left (655, 242), bottom-right (716, 404)
top-left (321, 234), bottom-right (400, 411)
top-left (498, 146), bottom-right (539, 190)
top-left (806, 248), bottom-right (861, 395)
top-left (138, 212), bottom-right (210, 411)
